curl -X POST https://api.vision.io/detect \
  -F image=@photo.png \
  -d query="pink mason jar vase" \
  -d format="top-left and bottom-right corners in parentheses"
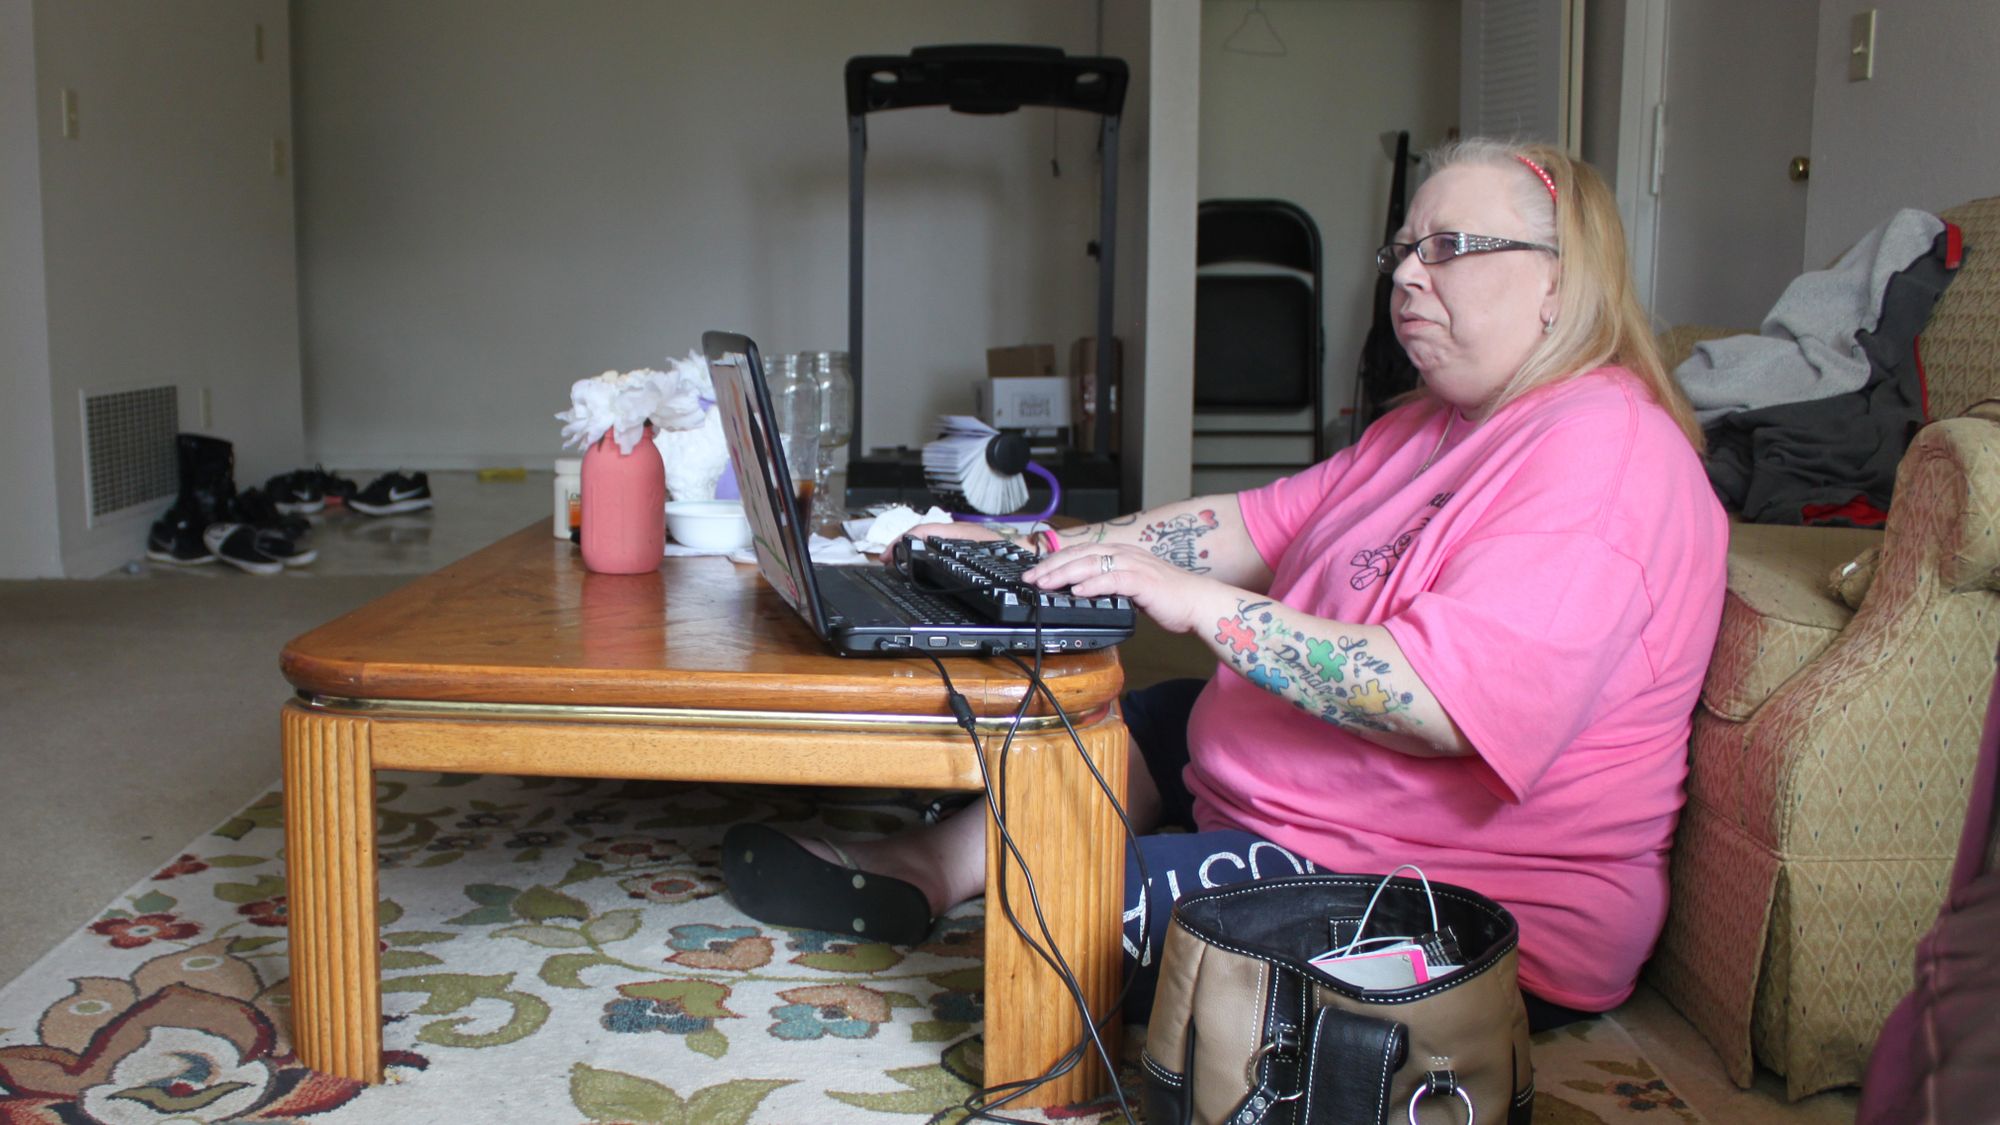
top-left (579, 425), bottom-right (666, 574)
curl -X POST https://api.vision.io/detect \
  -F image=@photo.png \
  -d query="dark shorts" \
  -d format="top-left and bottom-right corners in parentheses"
top-left (1113, 678), bottom-right (1594, 1032)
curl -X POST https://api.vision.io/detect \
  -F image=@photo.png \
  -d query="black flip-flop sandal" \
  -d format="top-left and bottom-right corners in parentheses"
top-left (721, 822), bottom-right (935, 945)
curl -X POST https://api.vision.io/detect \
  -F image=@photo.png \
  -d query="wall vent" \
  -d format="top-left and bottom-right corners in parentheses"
top-left (83, 386), bottom-right (180, 523)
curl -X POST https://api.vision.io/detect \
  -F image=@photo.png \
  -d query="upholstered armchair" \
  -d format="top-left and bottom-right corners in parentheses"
top-left (1646, 195), bottom-right (2000, 1098)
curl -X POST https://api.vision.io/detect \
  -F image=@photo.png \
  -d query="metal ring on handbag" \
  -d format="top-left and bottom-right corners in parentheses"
top-left (1407, 1082), bottom-right (1474, 1124)
top-left (1249, 1039), bottom-right (1305, 1105)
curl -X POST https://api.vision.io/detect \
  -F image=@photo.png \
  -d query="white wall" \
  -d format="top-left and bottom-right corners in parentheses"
top-left (29, 0), bottom-right (303, 577)
top-left (1804, 0), bottom-right (2000, 267)
top-left (1196, 0), bottom-right (1460, 452)
top-left (1, 0), bottom-right (62, 577)
top-left (293, 1), bottom-right (1124, 472)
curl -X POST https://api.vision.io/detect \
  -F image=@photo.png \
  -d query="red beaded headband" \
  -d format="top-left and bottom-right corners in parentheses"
top-left (1516, 155), bottom-right (1557, 204)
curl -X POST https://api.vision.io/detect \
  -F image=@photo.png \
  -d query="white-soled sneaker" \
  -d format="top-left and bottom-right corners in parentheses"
top-left (202, 523), bottom-right (284, 576)
top-left (146, 508), bottom-right (216, 565)
top-left (264, 470), bottom-right (326, 515)
top-left (255, 526), bottom-right (318, 568)
top-left (349, 471), bottom-right (433, 516)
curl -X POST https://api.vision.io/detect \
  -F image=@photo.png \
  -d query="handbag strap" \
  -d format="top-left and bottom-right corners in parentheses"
top-left (1299, 1006), bottom-right (1408, 1125)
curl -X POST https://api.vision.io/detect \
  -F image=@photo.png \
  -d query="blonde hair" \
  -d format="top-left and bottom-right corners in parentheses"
top-left (1417, 138), bottom-right (1704, 450)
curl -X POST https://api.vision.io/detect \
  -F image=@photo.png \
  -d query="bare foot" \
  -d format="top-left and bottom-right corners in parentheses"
top-left (794, 806), bottom-right (986, 917)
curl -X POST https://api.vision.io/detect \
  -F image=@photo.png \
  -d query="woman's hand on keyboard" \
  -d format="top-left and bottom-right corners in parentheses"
top-left (1024, 543), bottom-right (1231, 636)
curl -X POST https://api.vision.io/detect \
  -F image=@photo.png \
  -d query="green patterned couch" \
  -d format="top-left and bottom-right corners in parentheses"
top-left (1646, 195), bottom-right (2000, 1098)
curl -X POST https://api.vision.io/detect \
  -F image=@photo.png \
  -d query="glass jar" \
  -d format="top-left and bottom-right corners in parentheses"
top-left (800, 351), bottom-right (853, 531)
top-left (764, 352), bottom-right (820, 513)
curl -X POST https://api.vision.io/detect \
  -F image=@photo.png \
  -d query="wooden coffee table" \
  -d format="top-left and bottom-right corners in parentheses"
top-left (278, 523), bottom-right (1128, 1106)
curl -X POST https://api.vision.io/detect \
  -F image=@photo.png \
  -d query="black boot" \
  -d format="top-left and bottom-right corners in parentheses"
top-left (177, 433), bottom-right (239, 525)
top-left (145, 434), bottom-right (239, 567)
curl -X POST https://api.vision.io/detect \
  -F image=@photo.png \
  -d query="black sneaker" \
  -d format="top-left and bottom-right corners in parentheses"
top-left (312, 465), bottom-right (359, 506)
top-left (235, 486), bottom-right (312, 540)
top-left (265, 470), bottom-right (325, 515)
top-left (255, 526), bottom-right (318, 567)
top-left (145, 507), bottom-right (215, 566)
top-left (235, 487), bottom-right (316, 566)
top-left (350, 471), bottom-right (433, 516)
top-left (202, 522), bottom-right (283, 576)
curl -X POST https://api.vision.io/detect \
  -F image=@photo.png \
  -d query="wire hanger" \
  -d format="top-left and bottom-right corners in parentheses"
top-left (1224, 0), bottom-right (1287, 57)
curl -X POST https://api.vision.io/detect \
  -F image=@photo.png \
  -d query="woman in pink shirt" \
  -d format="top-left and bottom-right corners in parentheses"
top-left (725, 139), bottom-right (1726, 1030)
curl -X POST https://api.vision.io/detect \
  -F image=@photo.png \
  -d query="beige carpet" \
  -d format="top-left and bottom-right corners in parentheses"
top-left (0, 575), bottom-right (412, 987)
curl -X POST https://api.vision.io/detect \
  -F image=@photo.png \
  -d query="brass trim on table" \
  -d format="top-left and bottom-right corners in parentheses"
top-left (295, 692), bottom-right (1107, 736)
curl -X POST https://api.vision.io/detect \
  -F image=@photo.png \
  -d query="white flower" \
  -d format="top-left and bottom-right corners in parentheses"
top-left (554, 352), bottom-right (716, 455)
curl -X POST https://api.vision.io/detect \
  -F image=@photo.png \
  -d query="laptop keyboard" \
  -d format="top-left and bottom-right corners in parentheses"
top-left (900, 537), bottom-right (1137, 628)
top-left (851, 567), bottom-right (983, 625)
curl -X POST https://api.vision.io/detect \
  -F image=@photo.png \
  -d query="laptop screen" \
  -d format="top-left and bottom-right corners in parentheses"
top-left (701, 332), bottom-right (828, 637)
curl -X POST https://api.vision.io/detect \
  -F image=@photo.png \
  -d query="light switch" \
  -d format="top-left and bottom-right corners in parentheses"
top-left (60, 89), bottom-right (78, 139)
top-left (1850, 10), bottom-right (1876, 82)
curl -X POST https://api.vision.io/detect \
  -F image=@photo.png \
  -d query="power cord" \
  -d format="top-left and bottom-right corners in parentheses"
top-left (997, 650), bottom-right (1156, 1117)
top-left (912, 604), bottom-right (1149, 1124)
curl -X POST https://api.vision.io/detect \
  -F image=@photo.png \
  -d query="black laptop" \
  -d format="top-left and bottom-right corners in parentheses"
top-left (702, 330), bottom-right (1135, 657)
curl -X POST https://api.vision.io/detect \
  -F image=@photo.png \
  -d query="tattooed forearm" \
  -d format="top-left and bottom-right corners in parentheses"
top-left (1140, 509), bottom-right (1219, 574)
top-left (1211, 600), bottom-right (1419, 732)
top-left (1083, 514), bottom-right (1140, 544)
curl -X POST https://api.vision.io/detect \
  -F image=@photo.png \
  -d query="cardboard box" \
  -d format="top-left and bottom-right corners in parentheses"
top-left (986, 344), bottom-right (1058, 379)
top-left (975, 376), bottom-right (1072, 430)
top-left (1070, 336), bottom-right (1122, 453)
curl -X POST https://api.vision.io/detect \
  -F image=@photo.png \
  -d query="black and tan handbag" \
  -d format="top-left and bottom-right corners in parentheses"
top-left (1142, 872), bottom-right (1534, 1124)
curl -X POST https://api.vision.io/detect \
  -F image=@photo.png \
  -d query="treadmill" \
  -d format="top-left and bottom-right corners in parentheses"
top-left (840, 45), bottom-right (1129, 519)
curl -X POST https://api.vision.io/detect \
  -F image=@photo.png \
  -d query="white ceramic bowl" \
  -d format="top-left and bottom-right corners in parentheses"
top-left (665, 499), bottom-right (753, 551)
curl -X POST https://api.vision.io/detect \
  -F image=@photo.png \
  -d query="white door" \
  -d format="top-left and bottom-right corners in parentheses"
top-left (1647, 0), bottom-right (1816, 330)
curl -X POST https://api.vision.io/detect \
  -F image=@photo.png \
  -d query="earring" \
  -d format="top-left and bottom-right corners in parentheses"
top-left (1541, 314), bottom-right (1556, 335)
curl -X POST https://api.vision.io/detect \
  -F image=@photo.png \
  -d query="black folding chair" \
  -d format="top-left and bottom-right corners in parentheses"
top-left (1193, 199), bottom-right (1327, 474)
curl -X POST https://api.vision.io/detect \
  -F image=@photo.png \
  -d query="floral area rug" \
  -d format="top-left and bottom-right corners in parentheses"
top-left (0, 773), bottom-right (1703, 1124)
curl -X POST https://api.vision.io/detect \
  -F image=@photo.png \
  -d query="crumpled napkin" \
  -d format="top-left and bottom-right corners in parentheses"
top-left (846, 505), bottom-right (956, 555)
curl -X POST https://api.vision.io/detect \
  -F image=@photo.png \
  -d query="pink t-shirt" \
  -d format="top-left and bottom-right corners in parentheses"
top-left (1184, 368), bottom-right (1726, 1010)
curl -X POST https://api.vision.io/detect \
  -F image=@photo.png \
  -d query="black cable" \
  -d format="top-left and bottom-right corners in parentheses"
top-left (923, 648), bottom-right (1126, 1123)
top-left (1000, 650), bottom-right (1155, 1115)
top-left (895, 536), bottom-right (1140, 1121)
top-left (924, 641), bottom-right (1141, 1121)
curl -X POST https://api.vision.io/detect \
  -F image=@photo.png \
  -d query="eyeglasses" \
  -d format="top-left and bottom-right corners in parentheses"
top-left (1375, 232), bottom-right (1558, 276)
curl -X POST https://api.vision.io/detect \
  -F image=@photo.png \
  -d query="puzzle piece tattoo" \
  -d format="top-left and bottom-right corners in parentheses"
top-left (1214, 616), bottom-right (1257, 654)
top-left (1305, 637), bottom-right (1346, 683)
top-left (1214, 599), bottom-right (1420, 734)
top-left (1247, 665), bottom-right (1291, 692)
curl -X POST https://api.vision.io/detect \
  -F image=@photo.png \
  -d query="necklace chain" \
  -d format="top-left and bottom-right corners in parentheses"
top-left (1412, 412), bottom-right (1455, 480)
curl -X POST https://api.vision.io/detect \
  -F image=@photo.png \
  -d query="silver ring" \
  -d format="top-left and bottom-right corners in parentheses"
top-left (1099, 554), bottom-right (1115, 575)
top-left (1408, 1084), bottom-right (1474, 1125)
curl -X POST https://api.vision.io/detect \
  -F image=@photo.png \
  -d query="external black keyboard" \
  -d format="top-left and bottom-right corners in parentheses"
top-left (899, 536), bottom-right (1137, 628)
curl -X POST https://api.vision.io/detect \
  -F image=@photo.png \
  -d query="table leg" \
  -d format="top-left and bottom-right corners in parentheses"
top-left (979, 709), bottom-right (1129, 1108)
top-left (282, 702), bottom-right (383, 1082)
